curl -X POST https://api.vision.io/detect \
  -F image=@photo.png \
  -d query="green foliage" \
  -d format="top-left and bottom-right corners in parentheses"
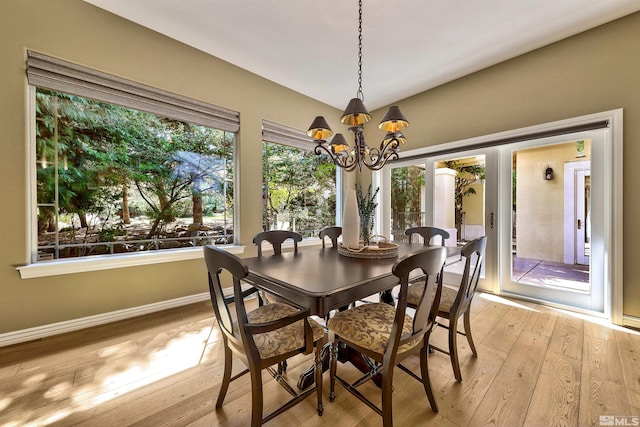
top-left (35, 88), bottom-right (234, 252)
top-left (390, 165), bottom-right (425, 235)
top-left (356, 184), bottom-right (379, 245)
top-left (262, 142), bottom-right (336, 236)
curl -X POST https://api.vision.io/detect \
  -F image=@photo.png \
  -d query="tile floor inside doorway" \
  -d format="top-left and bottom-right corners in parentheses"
top-left (443, 253), bottom-right (589, 293)
top-left (512, 256), bottom-right (589, 292)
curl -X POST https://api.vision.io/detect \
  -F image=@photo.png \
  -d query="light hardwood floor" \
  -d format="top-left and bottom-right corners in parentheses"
top-left (1, 293), bottom-right (639, 426)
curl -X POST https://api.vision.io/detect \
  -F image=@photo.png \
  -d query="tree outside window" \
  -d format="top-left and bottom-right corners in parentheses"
top-left (262, 141), bottom-right (336, 237)
top-left (35, 88), bottom-right (234, 260)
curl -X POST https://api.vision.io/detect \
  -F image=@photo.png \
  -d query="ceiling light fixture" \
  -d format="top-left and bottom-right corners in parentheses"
top-left (306, 0), bottom-right (409, 172)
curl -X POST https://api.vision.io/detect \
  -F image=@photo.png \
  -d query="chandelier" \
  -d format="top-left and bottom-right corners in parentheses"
top-left (307, 0), bottom-right (409, 172)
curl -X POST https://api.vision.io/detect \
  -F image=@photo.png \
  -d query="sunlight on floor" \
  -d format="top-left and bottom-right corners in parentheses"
top-left (2, 325), bottom-right (221, 427)
top-left (478, 290), bottom-right (640, 336)
top-left (478, 292), bottom-right (539, 312)
top-left (546, 306), bottom-right (640, 335)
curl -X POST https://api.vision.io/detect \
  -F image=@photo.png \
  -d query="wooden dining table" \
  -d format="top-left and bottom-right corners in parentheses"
top-left (243, 241), bottom-right (456, 316)
top-left (243, 241), bottom-right (461, 389)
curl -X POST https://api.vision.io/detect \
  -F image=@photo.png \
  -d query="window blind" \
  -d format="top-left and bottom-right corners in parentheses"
top-left (262, 119), bottom-right (315, 150)
top-left (26, 50), bottom-right (240, 133)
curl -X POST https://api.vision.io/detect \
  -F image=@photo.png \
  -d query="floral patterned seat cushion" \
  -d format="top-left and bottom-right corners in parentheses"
top-left (233, 302), bottom-right (325, 359)
top-left (327, 303), bottom-right (422, 355)
top-left (407, 283), bottom-right (457, 313)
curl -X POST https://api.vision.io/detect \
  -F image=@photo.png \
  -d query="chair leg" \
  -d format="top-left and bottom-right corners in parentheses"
top-left (463, 309), bottom-right (478, 356)
top-left (419, 343), bottom-right (439, 412)
top-left (329, 339), bottom-right (338, 402)
top-left (216, 344), bottom-right (233, 409)
top-left (381, 364), bottom-right (394, 427)
top-left (250, 369), bottom-right (264, 427)
top-left (315, 343), bottom-right (324, 416)
top-left (448, 316), bottom-right (463, 382)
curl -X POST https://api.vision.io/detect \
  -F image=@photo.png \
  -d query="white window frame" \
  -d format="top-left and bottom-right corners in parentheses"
top-left (18, 52), bottom-right (243, 279)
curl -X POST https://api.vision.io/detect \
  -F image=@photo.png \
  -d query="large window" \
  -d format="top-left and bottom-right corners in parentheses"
top-left (261, 120), bottom-right (337, 237)
top-left (28, 51), bottom-right (239, 262)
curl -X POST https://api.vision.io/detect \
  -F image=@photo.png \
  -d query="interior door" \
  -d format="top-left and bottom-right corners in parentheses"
top-left (563, 161), bottom-right (591, 265)
top-left (575, 168), bottom-right (591, 265)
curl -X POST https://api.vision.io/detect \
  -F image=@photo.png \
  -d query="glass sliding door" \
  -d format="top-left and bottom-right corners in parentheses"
top-left (431, 150), bottom-right (497, 291)
top-left (377, 149), bottom-right (497, 291)
top-left (500, 129), bottom-right (605, 312)
top-left (377, 111), bottom-right (620, 319)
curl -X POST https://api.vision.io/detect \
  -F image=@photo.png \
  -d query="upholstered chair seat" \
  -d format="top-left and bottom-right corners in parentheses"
top-left (408, 283), bottom-right (457, 312)
top-left (327, 303), bottom-right (422, 355)
top-left (234, 303), bottom-right (325, 359)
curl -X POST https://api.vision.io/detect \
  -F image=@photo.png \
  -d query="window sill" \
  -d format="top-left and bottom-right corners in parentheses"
top-left (16, 245), bottom-right (246, 279)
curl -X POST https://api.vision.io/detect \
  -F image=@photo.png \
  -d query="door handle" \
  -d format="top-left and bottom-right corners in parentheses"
top-left (577, 219), bottom-right (582, 229)
top-left (488, 212), bottom-right (494, 229)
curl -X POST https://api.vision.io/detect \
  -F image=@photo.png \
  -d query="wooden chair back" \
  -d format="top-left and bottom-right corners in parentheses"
top-left (319, 226), bottom-right (342, 248)
top-left (253, 230), bottom-right (303, 256)
top-left (451, 236), bottom-right (486, 316)
top-left (204, 245), bottom-right (252, 361)
top-left (405, 226), bottom-right (450, 246)
top-left (390, 246), bottom-right (447, 356)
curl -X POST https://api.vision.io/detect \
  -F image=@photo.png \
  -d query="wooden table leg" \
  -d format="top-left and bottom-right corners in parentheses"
top-left (297, 341), bottom-right (383, 390)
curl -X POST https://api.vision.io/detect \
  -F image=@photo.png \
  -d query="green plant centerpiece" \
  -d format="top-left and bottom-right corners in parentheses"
top-left (356, 184), bottom-right (379, 246)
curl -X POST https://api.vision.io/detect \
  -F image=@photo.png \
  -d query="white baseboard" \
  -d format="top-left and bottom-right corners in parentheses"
top-left (0, 292), bottom-right (211, 348)
top-left (623, 315), bottom-right (640, 329)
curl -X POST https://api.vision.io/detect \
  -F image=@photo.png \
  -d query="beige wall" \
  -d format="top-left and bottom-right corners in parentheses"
top-left (516, 141), bottom-right (591, 262)
top-left (1, 1), bottom-right (639, 335)
top-left (463, 183), bottom-right (484, 227)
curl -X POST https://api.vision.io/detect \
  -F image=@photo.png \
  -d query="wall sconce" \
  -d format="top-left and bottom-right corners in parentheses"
top-left (544, 165), bottom-right (554, 180)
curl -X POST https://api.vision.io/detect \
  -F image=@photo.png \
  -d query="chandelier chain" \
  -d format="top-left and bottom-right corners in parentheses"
top-left (357, 0), bottom-right (364, 101)
top-left (307, 0), bottom-right (408, 172)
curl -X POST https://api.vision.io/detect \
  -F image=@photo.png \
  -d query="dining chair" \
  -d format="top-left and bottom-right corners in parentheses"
top-left (319, 226), bottom-right (342, 248)
top-left (405, 226), bottom-right (450, 246)
top-left (407, 236), bottom-right (487, 382)
top-left (252, 230), bottom-right (305, 373)
top-left (327, 246), bottom-right (447, 426)
top-left (253, 230), bottom-right (303, 256)
top-left (204, 245), bottom-right (326, 426)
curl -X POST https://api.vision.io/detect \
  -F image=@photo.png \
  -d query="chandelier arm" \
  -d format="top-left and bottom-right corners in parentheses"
top-left (362, 150), bottom-right (399, 170)
top-left (360, 142), bottom-right (400, 170)
top-left (314, 143), bottom-right (358, 171)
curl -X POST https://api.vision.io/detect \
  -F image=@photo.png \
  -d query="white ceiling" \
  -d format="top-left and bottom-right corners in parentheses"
top-left (84, 0), bottom-right (640, 111)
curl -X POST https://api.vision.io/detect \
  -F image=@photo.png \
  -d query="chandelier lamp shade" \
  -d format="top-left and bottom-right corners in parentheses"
top-left (306, 0), bottom-right (409, 172)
